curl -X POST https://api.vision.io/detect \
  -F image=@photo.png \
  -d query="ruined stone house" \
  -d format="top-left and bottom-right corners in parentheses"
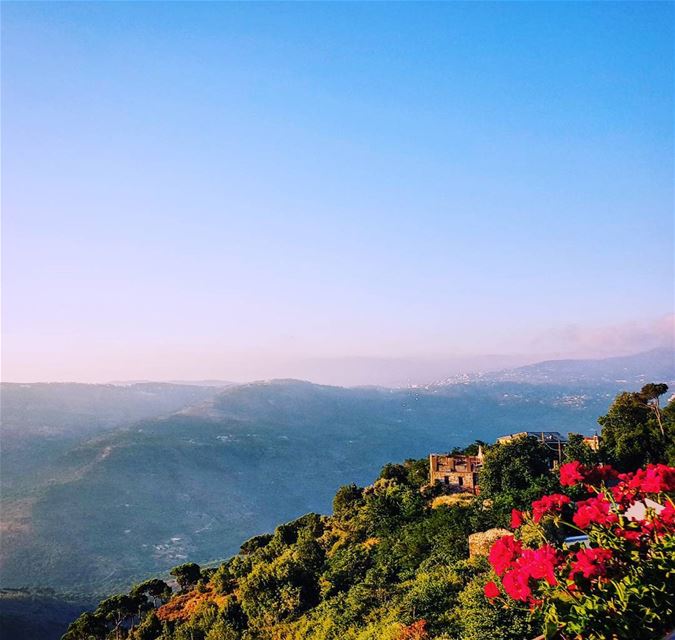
top-left (428, 449), bottom-right (483, 494)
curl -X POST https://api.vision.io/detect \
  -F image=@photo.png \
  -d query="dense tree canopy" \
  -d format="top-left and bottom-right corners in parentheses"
top-left (598, 385), bottom-right (673, 470)
top-left (478, 436), bottom-right (559, 520)
top-left (169, 563), bottom-right (202, 593)
top-left (563, 433), bottom-right (600, 467)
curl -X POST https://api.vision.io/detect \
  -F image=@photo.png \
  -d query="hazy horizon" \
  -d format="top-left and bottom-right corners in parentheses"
top-left (3, 337), bottom-right (673, 388)
top-left (2, 3), bottom-right (674, 387)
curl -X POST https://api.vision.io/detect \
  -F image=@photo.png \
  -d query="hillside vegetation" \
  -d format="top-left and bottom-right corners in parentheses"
top-left (2, 378), bottom-right (621, 595)
top-left (1, 382), bottom-right (225, 494)
top-left (62, 385), bottom-right (675, 640)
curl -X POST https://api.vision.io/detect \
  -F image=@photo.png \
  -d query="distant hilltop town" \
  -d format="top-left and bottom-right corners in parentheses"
top-left (429, 431), bottom-right (600, 494)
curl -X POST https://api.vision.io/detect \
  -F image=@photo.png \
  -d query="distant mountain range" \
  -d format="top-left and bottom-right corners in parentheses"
top-left (0, 349), bottom-right (673, 603)
top-left (0, 382), bottom-right (224, 495)
top-left (427, 347), bottom-right (674, 387)
top-left (109, 380), bottom-right (235, 388)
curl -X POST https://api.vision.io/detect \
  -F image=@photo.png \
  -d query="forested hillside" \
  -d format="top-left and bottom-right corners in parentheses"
top-left (2, 378), bottom-right (621, 595)
top-left (1, 382), bottom-right (226, 493)
top-left (62, 386), bottom-right (675, 640)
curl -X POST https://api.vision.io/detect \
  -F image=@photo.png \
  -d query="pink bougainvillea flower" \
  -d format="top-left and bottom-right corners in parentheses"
top-left (486, 463), bottom-right (675, 622)
top-left (519, 545), bottom-right (560, 586)
top-left (496, 544), bottom-right (561, 603)
top-left (614, 526), bottom-right (643, 544)
top-left (510, 509), bottom-right (524, 529)
top-left (484, 581), bottom-right (500, 599)
top-left (611, 481), bottom-right (635, 509)
top-left (659, 501), bottom-right (675, 527)
top-left (569, 547), bottom-right (612, 580)
top-left (616, 465), bottom-right (675, 495)
top-left (531, 494), bottom-right (571, 523)
top-left (488, 535), bottom-right (523, 576)
top-left (640, 464), bottom-right (675, 494)
top-left (617, 471), bottom-right (635, 484)
top-left (502, 568), bottom-right (532, 602)
top-left (625, 469), bottom-right (646, 492)
top-left (573, 494), bottom-right (617, 529)
top-left (560, 461), bottom-right (586, 486)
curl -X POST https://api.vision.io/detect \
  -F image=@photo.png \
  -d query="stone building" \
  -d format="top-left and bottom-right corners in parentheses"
top-left (583, 434), bottom-right (601, 451)
top-left (428, 448), bottom-right (483, 494)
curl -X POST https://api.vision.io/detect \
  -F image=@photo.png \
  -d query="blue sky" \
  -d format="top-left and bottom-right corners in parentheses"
top-left (2, 2), bottom-right (673, 384)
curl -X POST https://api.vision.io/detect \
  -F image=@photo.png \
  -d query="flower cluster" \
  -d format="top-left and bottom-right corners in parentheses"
top-left (620, 464), bottom-right (675, 495)
top-left (559, 461), bottom-right (619, 488)
top-left (569, 547), bottom-right (612, 580)
top-left (560, 460), bottom-right (675, 496)
top-left (485, 462), bottom-right (675, 640)
top-left (559, 460), bottom-right (585, 486)
top-left (531, 493), bottom-right (570, 523)
top-left (572, 494), bottom-right (617, 529)
top-left (485, 539), bottom-right (560, 603)
top-left (488, 534), bottom-right (522, 576)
